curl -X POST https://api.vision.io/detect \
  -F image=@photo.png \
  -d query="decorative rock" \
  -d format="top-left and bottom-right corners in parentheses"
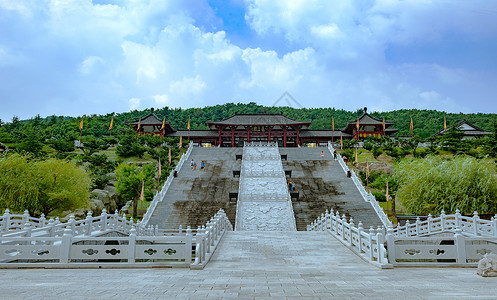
top-left (477, 253), bottom-right (497, 277)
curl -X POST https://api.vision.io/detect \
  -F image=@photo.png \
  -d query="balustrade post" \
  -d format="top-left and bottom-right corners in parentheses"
top-left (405, 220), bottom-right (410, 237)
top-left (2, 209), bottom-right (10, 232)
top-left (493, 215), bottom-right (497, 237)
top-left (178, 225), bottom-right (183, 235)
top-left (349, 218), bottom-right (354, 247)
top-left (85, 211), bottom-right (93, 236)
top-left (101, 209), bottom-right (107, 232)
top-left (415, 217), bottom-right (420, 236)
top-left (128, 228), bottom-right (136, 263)
top-left (427, 214), bottom-right (432, 235)
top-left (60, 228), bottom-right (73, 264)
top-left (473, 211), bottom-right (480, 236)
top-left (455, 209), bottom-right (461, 228)
top-left (454, 227), bottom-right (466, 264)
top-left (341, 214), bottom-right (346, 238)
top-left (376, 232), bottom-right (385, 263)
top-left (358, 222), bottom-right (364, 252)
top-left (47, 218), bottom-right (55, 237)
top-left (185, 227), bottom-right (193, 264)
top-left (22, 210), bottom-right (30, 229)
top-left (209, 223), bottom-right (215, 247)
top-left (197, 226), bottom-right (205, 262)
top-left (368, 227), bottom-right (375, 261)
top-left (320, 213), bottom-right (325, 231)
top-left (385, 227), bottom-right (396, 264)
top-left (113, 210), bottom-right (119, 229)
top-left (334, 211), bottom-right (340, 234)
top-left (39, 214), bottom-right (46, 228)
top-left (440, 210), bottom-right (446, 231)
top-left (68, 215), bottom-right (76, 235)
top-left (24, 222), bottom-right (32, 237)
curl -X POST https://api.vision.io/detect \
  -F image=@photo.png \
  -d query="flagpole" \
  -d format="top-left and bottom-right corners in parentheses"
top-left (158, 158), bottom-right (161, 192)
top-left (331, 117), bottom-right (334, 144)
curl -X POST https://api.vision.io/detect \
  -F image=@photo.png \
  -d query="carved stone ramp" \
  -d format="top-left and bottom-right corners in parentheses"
top-left (235, 144), bottom-right (297, 231)
top-left (148, 147), bottom-right (241, 229)
top-left (280, 147), bottom-right (383, 230)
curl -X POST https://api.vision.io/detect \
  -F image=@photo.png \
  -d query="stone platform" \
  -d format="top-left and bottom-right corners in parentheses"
top-left (3, 231), bottom-right (496, 299)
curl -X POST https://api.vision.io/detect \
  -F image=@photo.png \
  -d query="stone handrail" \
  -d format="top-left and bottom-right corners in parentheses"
top-left (0, 209), bottom-right (232, 269)
top-left (327, 141), bottom-right (391, 227)
top-left (392, 210), bottom-right (497, 237)
top-left (1, 209), bottom-right (135, 238)
top-left (308, 209), bottom-right (391, 268)
top-left (141, 141), bottom-right (194, 227)
top-left (385, 226), bottom-right (497, 266)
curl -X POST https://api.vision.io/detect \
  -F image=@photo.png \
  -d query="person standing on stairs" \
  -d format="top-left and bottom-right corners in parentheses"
top-left (191, 159), bottom-right (195, 170)
top-left (321, 151), bottom-right (324, 160)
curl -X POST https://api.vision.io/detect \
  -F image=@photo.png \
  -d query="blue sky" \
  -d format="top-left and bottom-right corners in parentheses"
top-left (0, 0), bottom-right (497, 121)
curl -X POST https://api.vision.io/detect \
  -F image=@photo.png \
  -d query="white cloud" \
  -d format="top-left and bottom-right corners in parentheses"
top-left (78, 56), bottom-right (105, 75)
top-left (128, 98), bottom-right (141, 110)
top-left (153, 94), bottom-right (169, 106)
top-left (0, 0), bottom-right (496, 120)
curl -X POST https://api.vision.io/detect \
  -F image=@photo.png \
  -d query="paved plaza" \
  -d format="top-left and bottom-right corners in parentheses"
top-left (1, 231), bottom-right (495, 299)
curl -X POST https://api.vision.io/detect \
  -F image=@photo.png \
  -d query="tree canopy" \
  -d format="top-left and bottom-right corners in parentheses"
top-left (0, 154), bottom-right (91, 216)
top-left (394, 156), bottom-right (497, 215)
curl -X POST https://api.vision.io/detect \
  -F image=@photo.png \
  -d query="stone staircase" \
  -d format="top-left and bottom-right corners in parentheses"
top-left (148, 147), bottom-right (241, 229)
top-left (280, 147), bottom-right (384, 230)
top-left (149, 146), bottom-right (384, 231)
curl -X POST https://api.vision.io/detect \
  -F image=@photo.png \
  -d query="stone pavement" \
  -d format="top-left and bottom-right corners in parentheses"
top-left (1, 231), bottom-right (496, 299)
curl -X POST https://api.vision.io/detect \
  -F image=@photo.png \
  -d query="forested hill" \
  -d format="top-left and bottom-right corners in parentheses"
top-left (1, 102), bottom-right (496, 140)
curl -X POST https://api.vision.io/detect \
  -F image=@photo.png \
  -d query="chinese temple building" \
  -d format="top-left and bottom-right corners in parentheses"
top-left (128, 108), bottom-right (398, 147)
top-left (125, 108), bottom-right (176, 136)
top-left (432, 119), bottom-right (492, 139)
top-left (342, 107), bottom-right (397, 140)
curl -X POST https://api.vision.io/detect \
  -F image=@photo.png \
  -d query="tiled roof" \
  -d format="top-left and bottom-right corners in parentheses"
top-left (208, 114), bottom-right (311, 127)
top-left (300, 130), bottom-right (352, 138)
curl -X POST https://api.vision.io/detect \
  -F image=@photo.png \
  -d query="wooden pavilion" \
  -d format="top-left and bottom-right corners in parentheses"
top-left (342, 108), bottom-right (397, 140)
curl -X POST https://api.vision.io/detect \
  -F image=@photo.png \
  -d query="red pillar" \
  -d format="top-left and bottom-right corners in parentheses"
top-left (283, 127), bottom-right (287, 147)
top-left (218, 127), bottom-right (222, 146)
top-left (296, 127), bottom-right (300, 147)
top-left (247, 127), bottom-right (250, 143)
top-left (267, 126), bottom-right (271, 143)
top-left (231, 127), bottom-right (235, 148)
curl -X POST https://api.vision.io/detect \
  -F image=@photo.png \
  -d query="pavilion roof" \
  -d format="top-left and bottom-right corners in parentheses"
top-left (168, 130), bottom-right (218, 137)
top-left (207, 113), bottom-right (311, 128)
top-left (300, 130), bottom-right (352, 138)
top-left (342, 108), bottom-right (395, 133)
top-left (126, 109), bottom-right (163, 125)
top-left (433, 119), bottom-right (492, 137)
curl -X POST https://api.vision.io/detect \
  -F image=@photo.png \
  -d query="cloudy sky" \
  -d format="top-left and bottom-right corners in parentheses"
top-left (1, 0), bottom-right (497, 120)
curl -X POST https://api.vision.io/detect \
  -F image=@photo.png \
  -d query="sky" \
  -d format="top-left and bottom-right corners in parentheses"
top-left (1, 0), bottom-right (497, 121)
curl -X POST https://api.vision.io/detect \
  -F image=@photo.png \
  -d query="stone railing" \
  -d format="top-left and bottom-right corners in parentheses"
top-left (0, 209), bottom-right (232, 269)
top-left (308, 209), bottom-right (391, 268)
top-left (1, 209), bottom-right (135, 238)
top-left (327, 142), bottom-right (391, 227)
top-left (385, 226), bottom-right (497, 267)
top-left (392, 210), bottom-right (497, 238)
top-left (141, 141), bottom-right (194, 227)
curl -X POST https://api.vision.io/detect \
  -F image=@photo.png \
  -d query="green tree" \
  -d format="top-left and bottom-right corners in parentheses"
top-left (394, 156), bottom-right (497, 215)
top-left (115, 163), bottom-right (156, 218)
top-left (0, 154), bottom-right (91, 216)
top-left (116, 133), bottom-right (146, 158)
top-left (440, 122), bottom-right (465, 154)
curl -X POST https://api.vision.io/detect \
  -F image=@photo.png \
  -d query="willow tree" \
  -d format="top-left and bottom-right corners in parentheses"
top-left (394, 156), bottom-right (497, 215)
top-left (0, 154), bottom-right (91, 216)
